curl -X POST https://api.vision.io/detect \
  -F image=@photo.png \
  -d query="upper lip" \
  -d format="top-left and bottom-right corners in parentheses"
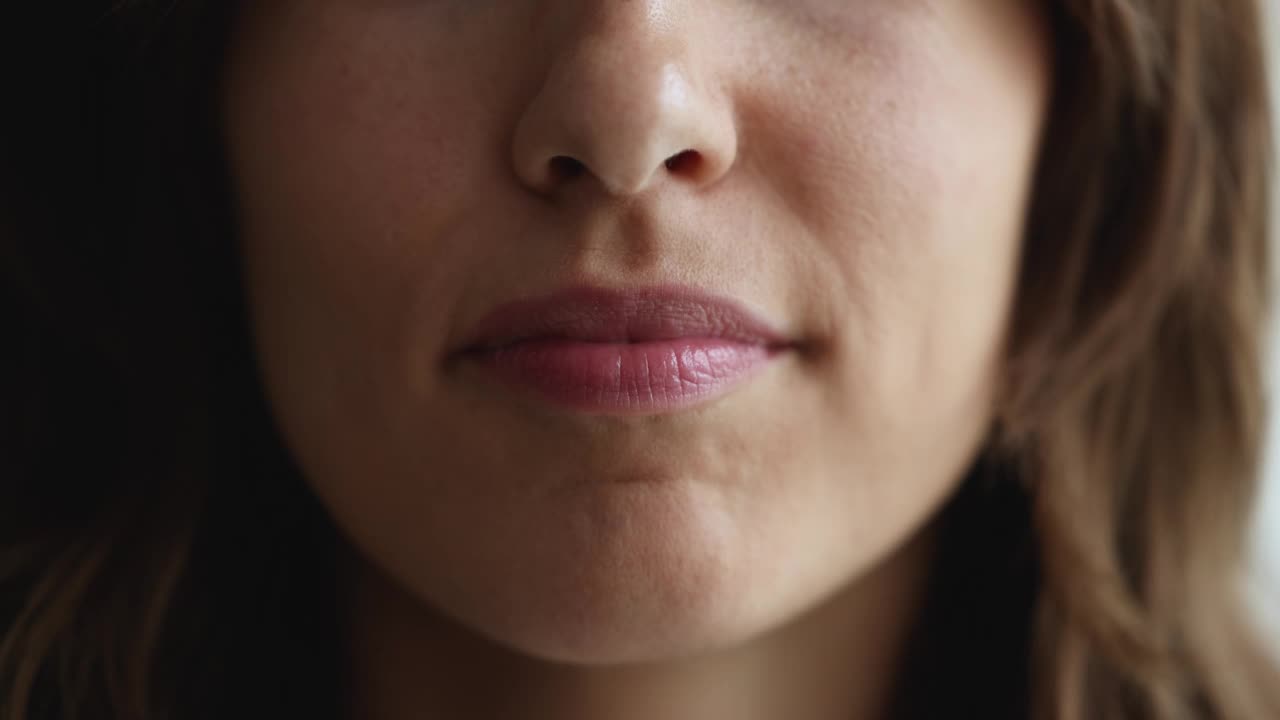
top-left (457, 285), bottom-right (792, 353)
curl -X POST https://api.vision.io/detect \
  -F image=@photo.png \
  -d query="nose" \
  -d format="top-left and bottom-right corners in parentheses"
top-left (511, 2), bottom-right (738, 199)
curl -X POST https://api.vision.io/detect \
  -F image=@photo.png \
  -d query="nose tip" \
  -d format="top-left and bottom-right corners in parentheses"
top-left (511, 33), bottom-right (737, 199)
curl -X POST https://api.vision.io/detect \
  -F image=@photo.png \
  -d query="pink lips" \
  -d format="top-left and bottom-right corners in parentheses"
top-left (456, 286), bottom-right (791, 415)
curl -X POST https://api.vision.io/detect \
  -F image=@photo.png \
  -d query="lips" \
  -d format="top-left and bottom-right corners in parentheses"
top-left (454, 286), bottom-right (792, 415)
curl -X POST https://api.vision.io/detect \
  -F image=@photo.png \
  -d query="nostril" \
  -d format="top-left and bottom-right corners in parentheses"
top-left (664, 150), bottom-right (701, 174)
top-left (549, 156), bottom-right (586, 182)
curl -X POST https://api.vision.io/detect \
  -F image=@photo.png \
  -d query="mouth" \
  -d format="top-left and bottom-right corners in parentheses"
top-left (453, 285), bottom-right (795, 416)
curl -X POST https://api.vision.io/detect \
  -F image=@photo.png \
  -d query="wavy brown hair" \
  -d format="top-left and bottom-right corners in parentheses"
top-left (1, 0), bottom-right (1276, 718)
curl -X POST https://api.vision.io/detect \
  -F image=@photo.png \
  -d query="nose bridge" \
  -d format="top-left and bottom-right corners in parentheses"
top-left (512, 0), bottom-right (737, 199)
top-left (575, 0), bottom-right (683, 113)
top-left (579, 0), bottom-right (679, 49)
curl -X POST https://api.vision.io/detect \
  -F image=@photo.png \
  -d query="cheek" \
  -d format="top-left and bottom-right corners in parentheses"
top-left (753, 12), bottom-right (1044, 438)
top-left (224, 6), bottom-right (508, 432)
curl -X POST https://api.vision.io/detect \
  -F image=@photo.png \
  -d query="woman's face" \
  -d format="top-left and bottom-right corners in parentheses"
top-left (224, 0), bottom-right (1049, 663)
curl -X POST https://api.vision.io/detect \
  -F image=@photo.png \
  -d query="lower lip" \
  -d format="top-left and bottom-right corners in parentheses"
top-left (466, 338), bottom-right (779, 415)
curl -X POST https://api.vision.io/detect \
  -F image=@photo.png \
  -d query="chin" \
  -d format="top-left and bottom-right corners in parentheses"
top-left (422, 477), bottom-right (791, 666)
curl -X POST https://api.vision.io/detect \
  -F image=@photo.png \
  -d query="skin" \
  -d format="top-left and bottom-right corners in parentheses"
top-left (222, 1), bottom-right (1051, 718)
